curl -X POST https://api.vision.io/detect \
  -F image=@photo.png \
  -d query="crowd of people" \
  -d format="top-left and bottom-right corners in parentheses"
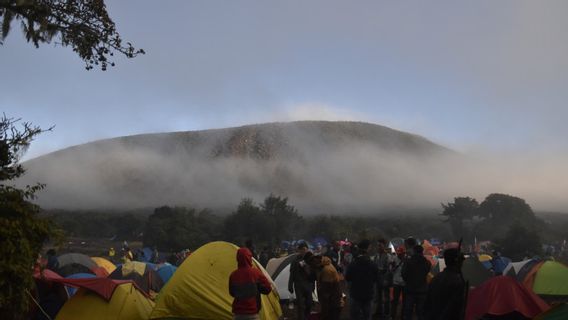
top-left (229, 237), bottom-right (467, 320)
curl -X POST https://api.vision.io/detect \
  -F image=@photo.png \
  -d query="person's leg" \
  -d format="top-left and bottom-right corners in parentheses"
top-left (383, 286), bottom-right (391, 316)
top-left (362, 299), bottom-right (373, 320)
top-left (305, 289), bottom-right (313, 319)
top-left (391, 286), bottom-right (401, 320)
top-left (296, 289), bottom-right (306, 320)
top-left (374, 283), bottom-right (384, 317)
top-left (350, 298), bottom-right (362, 320)
top-left (414, 294), bottom-right (427, 320)
top-left (402, 293), bottom-right (414, 320)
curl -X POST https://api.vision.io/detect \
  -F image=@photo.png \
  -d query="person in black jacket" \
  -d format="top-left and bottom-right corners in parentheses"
top-left (425, 248), bottom-right (466, 320)
top-left (345, 239), bottom-right (379, 320)
top-left (289, 242), bottom-right (315, 320)
top-left (401, 245), bottom-right (431, 320)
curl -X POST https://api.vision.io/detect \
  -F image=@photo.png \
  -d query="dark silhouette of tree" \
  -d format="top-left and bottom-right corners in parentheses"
top-left (441, 196), bottom-right (479, 241)
top-left (0, 116), bottom-right (61, 318)
top-left (478, 193), bottom-right (536, 222)
top-left (143, 206), bottom-right (218, 251)
top-left (495, 223), bottom-right (542, 261)
top-left (261, 194), bottom-right (302, 243)
top-left (1, 0), bottom-right (144, 70)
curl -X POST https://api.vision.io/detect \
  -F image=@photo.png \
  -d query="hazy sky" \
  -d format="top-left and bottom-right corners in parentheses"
top-left (3, 1), bottom-right (568, 159)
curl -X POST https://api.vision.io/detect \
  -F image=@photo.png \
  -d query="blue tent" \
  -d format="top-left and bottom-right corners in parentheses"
top-left (142, 247), bottom-right (153, 262)
top-left (64, 273), bottom-right (96, 296)
top-left (157, 263), bottom-right (178, 284)
top-left (492, 256), bottom-right (512, 274)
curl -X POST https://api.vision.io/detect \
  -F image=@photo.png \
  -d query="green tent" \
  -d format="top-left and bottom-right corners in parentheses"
top-left (534, 303), bottom-right (568, 320)
top-left (533, 261), bottom-right (568, 296)
top-left (462, 257), bottom-right (492, 287)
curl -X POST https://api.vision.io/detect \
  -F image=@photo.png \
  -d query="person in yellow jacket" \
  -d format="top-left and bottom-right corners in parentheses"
top-left (310, 255), bottom-right (344, 320)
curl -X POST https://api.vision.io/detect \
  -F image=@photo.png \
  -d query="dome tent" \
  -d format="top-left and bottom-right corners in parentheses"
top-left (151, 241), bottom-right (281, 319)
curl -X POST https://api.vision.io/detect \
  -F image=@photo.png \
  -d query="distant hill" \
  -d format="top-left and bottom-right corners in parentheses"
top-left (20, 121), bottom-right (456, 212)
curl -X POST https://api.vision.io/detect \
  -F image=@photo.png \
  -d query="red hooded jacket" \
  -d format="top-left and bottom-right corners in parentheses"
top-left (229, 247), bottom-right (272, 315)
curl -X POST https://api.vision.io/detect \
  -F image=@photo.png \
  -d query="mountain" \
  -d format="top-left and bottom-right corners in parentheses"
top-left (20, 121), bottom-right (456, 212)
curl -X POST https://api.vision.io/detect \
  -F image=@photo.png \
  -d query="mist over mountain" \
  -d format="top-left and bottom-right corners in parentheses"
top-left (18, 121), bottom-right (459, 212)
top-left (18, 120), bottom-right (568, 213)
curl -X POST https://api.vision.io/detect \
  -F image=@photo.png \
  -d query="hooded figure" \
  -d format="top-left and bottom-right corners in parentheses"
top-left (311, 255), bottom-right (344, 320)
top-left (229, 247), bottom-right (272, 320)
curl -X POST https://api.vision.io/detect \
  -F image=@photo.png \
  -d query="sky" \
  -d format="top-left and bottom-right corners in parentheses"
top-left (3, 1), bottom-right (568, 160)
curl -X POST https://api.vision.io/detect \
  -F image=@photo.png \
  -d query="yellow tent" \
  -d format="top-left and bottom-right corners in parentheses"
top-left (151, 241), bottom-right (282, 319)
top-left (478, 254), bottom-right (493, 262)
top-left (56, 282), bottom-right (155, 320)
top-left (91, 257), bottom-right (117, 274)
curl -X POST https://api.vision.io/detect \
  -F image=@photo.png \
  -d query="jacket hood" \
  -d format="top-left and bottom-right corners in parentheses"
top-left (321, 256), bottom-right (332, 266)
top-left (237, 247), bottom-right (253, 268)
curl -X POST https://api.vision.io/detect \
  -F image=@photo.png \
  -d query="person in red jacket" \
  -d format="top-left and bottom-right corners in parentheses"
top-left (229, 247), bottom-right (272, 320)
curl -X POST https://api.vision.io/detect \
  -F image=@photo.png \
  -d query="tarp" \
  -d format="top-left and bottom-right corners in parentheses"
top-left (462, 257), bottom-right (492, 287)
top-left (91, 257), bottom-right (117, 275)
top-left (534, 303), bottom-right (568, 320)
top-left (466, 276), bottom-right (550, 320)
top-left (34, 269), bottom-right (134, 301)
top-left (56, 282), bottom-right (155, 320)
top-left (150, 241), bottom-right (282, 320)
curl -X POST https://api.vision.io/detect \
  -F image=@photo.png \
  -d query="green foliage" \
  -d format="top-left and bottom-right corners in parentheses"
top-left (48, 209), bottom-right (148, 239)
top-left (0, 0), bottom-right (144, 70)
top-left (479, 193), bottom-right (535, 222)
top-left (494, 223), bottom-right (542, 261)
top-left (0, 116), bottom-right (61, 319)
top-left (143, 206), bottom-right (220, 251)
top-left (224, 195), bottom-right (303, 246)
top-left (475, 193), bottom-right (541, 241)
top-left (441, 196), bottom-right (479, 241)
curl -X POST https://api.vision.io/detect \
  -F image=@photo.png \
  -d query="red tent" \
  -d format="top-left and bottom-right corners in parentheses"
top-left (466, 276), bottom-right (549, 320)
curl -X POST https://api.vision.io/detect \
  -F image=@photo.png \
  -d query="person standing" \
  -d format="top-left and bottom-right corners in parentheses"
top-left (425, 248), bottom-right (466, 320)
top-left (288, 242), bottom-right (315, 320)
top-left (345, 239), bottom-right (379, 320)
top-left (310, 255), bottom-right (344, 320)
top-left (390, 247), bottom-right (406, 320)
top-left (229, 247), bottom-right (272, 320)
top-left (401, 245), bottom-right (431, 320)
top-left (374, 238), bottom-right (392, 319)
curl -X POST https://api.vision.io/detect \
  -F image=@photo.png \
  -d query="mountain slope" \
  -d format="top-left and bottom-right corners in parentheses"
top-left (20, 121), bottom-right (456, 212)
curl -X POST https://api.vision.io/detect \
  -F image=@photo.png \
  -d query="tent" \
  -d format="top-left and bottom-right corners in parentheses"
top-left (64, 273), bottom-right (97, 296)
top-left (156, 263), bottom-right (177, 284)
top-left (520, 261), bottom-right (568, 301)
top-left (266, 253), bottom-right (298, 279)
top-left (109, 260), bottom-right (163, 294)
top-left (56, 253), bottom-right (105, 277)
top-left (503, 259), bottom-right (532, 277)
top-left (91, 257), bottom-right (117, 275)
top-left (534, 303), bottom-right (568, 320)
top-left (466, 276), bottom-right (550, 320)
top-left (516, 258), bottom-right (542, 283)
top-left (462, 257), bottom-right (492, 287)
top-left (32, 269), bottom-right (68, 320)
top-left (267, 254), bottom-right (298, 300)
top-left (492, 256), bottom-right (512, 274)
top-left (56, 282), bottom-right (154, 320)
top-left (150, 241), bottom-right (282, 320)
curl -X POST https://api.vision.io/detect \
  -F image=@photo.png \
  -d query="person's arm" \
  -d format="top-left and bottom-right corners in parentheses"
top-left (257, 271), bottom-right (272, 295)
top-left (401, 259), bottom-right (408, 281)
top-left (288, 261), bottom-right (296, 293)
